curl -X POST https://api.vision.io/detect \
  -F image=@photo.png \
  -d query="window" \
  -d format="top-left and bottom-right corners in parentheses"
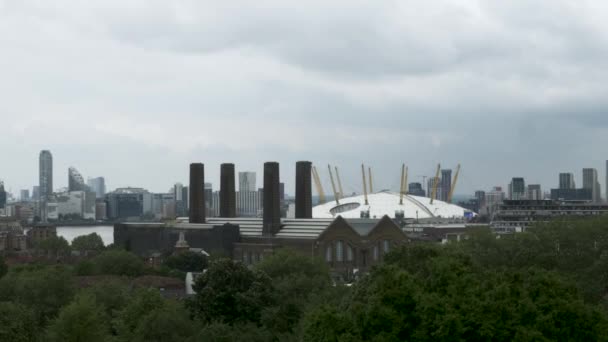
top-left (326, 244), bottom-right (333, 262)
top-left (383, 240), bottom-right (390, 253)
top-left (242, 251), bottom-right (247, 263)
top-left (248, 252), bottom-right (253, 265)
top-left (336, 241), bottom-right (343, 262)
top-left (347, 245), bottom-right (353, 262)
top-left (373, 245), bottom-right (379, 261)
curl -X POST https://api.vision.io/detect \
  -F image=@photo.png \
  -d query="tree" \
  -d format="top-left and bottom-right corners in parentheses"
top-left (0, 266), bottom-right (75, 326)
top-left (0, 302), bottom-right (37, 342)
top-left (131, 302), bottom-right (197, 342)
top-left (0, 256), bottom-right (7, 279)
top-left (90, 250), bottom-right (145, 276)
top-left (164, 251), bottom-right (208, 273)
top-left (36, 236), bottom-right (71, 257)
top-left (188, 258), bottom-right (275, 325)
top-left (302, 245), bottom-right (608, 341)
top-left (114, 288), bottom-right (167, 341)
top-left (46, 294), bottom-right (110, 342)
top-left (193, 322), bottom-right (274, 342)
top-left (71, 233), bottom-right (105, 252)
top-left (255, 249), bottom-right (333, 333)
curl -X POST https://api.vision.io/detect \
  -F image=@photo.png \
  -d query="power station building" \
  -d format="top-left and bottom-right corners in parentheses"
top-left (114, 161), bottom-right (421, 278)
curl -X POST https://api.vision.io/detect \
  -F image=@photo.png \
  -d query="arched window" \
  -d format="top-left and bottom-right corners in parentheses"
top-left (383, 240), bottom-right (390, 253)
top-left (336, 241), bottom-right (344, 262)
top-left (346, 244), bottom-right (353, 262)
top-left (326, 244), bottom-right (333, 262)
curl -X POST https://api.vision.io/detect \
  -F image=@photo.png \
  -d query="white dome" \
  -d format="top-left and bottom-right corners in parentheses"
top-left (312, 191), bottom-right (472, 219)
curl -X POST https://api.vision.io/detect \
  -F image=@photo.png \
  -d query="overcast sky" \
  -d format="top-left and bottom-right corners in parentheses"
top-left (1, 0), bottom-right (608, 197)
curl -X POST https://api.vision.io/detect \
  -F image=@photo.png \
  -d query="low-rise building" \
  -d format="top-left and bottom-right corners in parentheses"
top-left (491, 199), bottom-right (608, 233)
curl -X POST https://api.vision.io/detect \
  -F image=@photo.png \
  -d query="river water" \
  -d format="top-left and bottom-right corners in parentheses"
top-left (56, 225), bottom-right (114, 246)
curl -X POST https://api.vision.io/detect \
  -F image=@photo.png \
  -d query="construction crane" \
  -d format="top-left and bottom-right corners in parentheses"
top-left (328, 164), bottom-right (340, 205)
top-left (312, 166), bottom-right (326, 204)
top-left (368, 167), bottom-right (374, 194)
top-left (447, 164), bottom-right (461, 203)
top-left (335, 166), bottom-right (344, 200)
top-left (430, 163), bottom-right (441, 205)
top-left (361, 164), bottom-right (369, 205)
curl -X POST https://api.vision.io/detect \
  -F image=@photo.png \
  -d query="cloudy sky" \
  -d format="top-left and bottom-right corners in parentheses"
top-left (1, 0), bottom-right (608, 197)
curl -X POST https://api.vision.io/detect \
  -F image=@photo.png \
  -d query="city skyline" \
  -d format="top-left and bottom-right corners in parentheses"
top-left (2, 149), bottom-right (608, 201)
top-left (1, 2), bottom-right (608, 198)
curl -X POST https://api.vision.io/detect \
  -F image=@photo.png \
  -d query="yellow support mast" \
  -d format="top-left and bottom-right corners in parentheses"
top-left (399, 164), bottom-right (405, 205)
top-left (447, 164), bottom-right (461, 203)
top-left (368, 167), bottom-right (374, 194)
top-left (328, 164), bottom-right (340, 205)
top-left (335, 166), bottom-right (344, 200)
top-left (312, 166), bottom-right (326, 204)
top-left (430, 163), bottom-right (441, 205)
top-left (361, 164), bottom-right (369, 205)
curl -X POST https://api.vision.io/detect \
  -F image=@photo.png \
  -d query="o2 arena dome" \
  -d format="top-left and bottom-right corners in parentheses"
top-left (312, 190), bottom-right (474, 219)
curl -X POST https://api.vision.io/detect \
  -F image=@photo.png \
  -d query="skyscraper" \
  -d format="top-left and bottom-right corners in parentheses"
top-left (87, 177), bottom-right (106, 199)
top-left (440, 169), bottom-right (452, 202)
top-left (68, 167), bottom-right (87, 192)
top-left (559, 173), bottom-right (576, 189)
top-left (527, 184), bottom-right (542, 200)
top-left (427, 177), bottom-right (441, 200)
top-left (509, 178), bottom-right (526, 200)
top-left (39, 150), bottom-right (53, 200)
top-left (20, 190), bottom-right (30, 202)
top-left (0, 181), bottom-right (6, 209)
top-left (583, 168), bottom-right (601, 203)
top-left (239, 172), bottom-right (256, 192)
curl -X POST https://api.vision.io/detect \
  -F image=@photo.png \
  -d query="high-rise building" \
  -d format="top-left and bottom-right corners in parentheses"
top-left (174, 183), bottom-right (187, 217)
top-left (474, 190), bottom-right (486, 208)
top-left (20, 190), bottom-right (30, 202)
top-left (239, 172), bottom-right (256, 192)
top-left (583, 168), bottom-right (601, 203)
top-left (559, 173), bottom-right (576, 189)
top-left (440, 169), bottom-right (452, 202)
top-left (0, 181), bottom-right (6, 209)
top-left (408, 183), bottom-right (425, 197)
top-left (39, 150), bottom-right (53, 200)
top-left (205, 183), bottom-right (213, 216)
top-left (32, 186), bottom-right (40, 201)
top-left (509, 178), bottom-right (526, 200)
top-left (427, 177), bottom-right (441, 200)
top-left (87, 177), bottom-right (106, 199)
top-left (527, 184), bottom-right (542, 200)
top-left (484, 186), bottom-right (505, 216)
top-left (68, 167), bottom-right (88, 192)
top-left (236, 191), bottom-right (262, 217)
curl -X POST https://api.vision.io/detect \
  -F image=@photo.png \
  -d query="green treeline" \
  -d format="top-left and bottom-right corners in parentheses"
top-left (3, 217), bottom-right (608, 341)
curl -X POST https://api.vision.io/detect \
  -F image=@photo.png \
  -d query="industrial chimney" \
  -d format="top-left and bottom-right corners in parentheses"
top-left (295, 161), bottom-right (312, 219)
top-left (220, 163), bottom-right (236, 217)
top-left (189, 163), bottom-right (205, 223)
top-left (263, 162), bottom-right (281, 235)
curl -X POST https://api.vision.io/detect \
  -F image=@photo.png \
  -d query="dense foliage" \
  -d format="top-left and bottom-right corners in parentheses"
top-left (3, 217), bottom-right (608, 340)
top-left (71, 233), bottom-right (105, 252)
